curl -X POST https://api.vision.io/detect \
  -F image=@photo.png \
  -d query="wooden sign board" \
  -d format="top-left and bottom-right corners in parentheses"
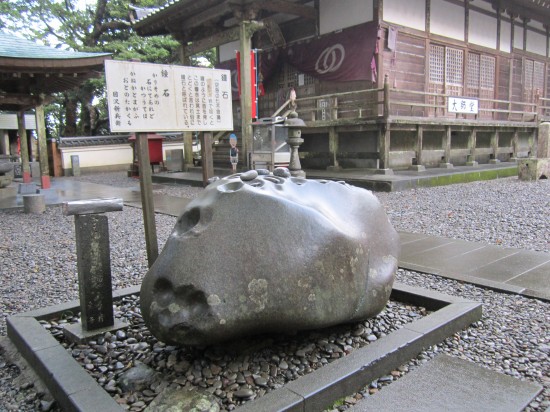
top-left (448, 96), bottom-right (479, 115)
top-left (105, 60), bottom-right (233, 132)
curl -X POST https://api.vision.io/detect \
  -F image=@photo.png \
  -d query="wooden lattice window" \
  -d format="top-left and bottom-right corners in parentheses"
top-left (480, 55), bottom-right (495, 91)
top-left (278, 63), bottom-right (315, 89)
top-left (429, 45), bottom-right (444, 84)
top-left (445, 48), bottom-right (463, 86)
top-left (525, 60), bottom-right (534, 91)
top-left (534, 61), bottom-right (545, 93)
top-left (430, 45), bottom-right (464, 86)
top-left (524, 59), bottom-right (546, 102)
top-left (467, 53), bottom-right (480, 89)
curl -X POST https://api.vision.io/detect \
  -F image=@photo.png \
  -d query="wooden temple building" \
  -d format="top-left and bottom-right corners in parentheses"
top-left (134, 0), bottom-right (550, 173)
top-left (133, 0), bottom-right (550, 172)
top-left (0, 32), bottom-right (110, 187)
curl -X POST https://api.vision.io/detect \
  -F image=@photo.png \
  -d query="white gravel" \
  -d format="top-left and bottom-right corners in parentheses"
top-left (0, 172), bottom-right (548, 411)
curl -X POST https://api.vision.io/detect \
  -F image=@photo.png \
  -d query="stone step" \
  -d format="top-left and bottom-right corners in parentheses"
top-left (350, 354), bottom-right (542, 412)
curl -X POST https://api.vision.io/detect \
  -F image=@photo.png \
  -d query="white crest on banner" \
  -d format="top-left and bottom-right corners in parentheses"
top-left (315, 44), bottom-right (345, 74)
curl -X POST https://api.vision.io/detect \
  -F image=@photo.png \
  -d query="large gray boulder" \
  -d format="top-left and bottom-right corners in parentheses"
top-left (140, 171), bottom-right (400, 346)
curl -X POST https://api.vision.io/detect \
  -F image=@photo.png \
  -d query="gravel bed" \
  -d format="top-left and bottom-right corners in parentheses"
top-left (0, 173), bottom-right (548, 411)
top-left (44, 297), bottom-right (426, 411)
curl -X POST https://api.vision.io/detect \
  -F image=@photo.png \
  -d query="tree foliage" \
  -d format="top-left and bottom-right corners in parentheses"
top-left (0, 0), bottom-right (201, 137)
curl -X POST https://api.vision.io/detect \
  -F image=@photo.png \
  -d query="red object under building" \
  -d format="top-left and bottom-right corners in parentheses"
top-left (128, 133), bottom-right (164, 176)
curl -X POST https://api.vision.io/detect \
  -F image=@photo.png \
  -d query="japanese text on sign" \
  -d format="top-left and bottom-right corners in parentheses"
top-left (105, 60), bottom-right (233, 132)
top-left (448, 97), bottom-right (479, 115)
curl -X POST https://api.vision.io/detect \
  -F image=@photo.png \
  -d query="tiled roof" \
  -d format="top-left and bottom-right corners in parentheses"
top-left (0, 32), bottom-right (110, 60)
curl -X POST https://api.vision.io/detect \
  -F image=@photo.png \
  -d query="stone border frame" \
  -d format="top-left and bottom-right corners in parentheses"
top-left (6, 283), bottom-right (482, 412)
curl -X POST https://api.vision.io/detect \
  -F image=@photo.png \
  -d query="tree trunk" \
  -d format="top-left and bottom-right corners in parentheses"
top-left (63, 94), bottom-right (78, 137)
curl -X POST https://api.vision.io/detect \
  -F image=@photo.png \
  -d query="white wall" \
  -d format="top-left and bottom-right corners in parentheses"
top-left (60, 141), bottom-right (186, 171)
top-left (383, 0), bottom-right (425, 31)
top-left (219, 40), bottom-right (239, 62)
top-left (513, 22), bottom-right (524, 50)
top-left (431, 0), bottom-right (465, 41)
top-left (61, 145), bottom-right (133, 170)
top-left (526, 29), bottom-right (548, 56)
top-left (469, 10), bottom-right (497, 49)
top-left (319, 0), bottom-right (373, 35)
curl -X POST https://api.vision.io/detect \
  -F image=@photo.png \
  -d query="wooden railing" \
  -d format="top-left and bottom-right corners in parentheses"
top-left (539, 97), bottom-right (550, 121)
top-left (289, 78), bottom-right (544, 125)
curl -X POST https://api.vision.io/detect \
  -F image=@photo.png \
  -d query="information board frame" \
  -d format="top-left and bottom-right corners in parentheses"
top-left (105, 60), bottom-right (233, 132)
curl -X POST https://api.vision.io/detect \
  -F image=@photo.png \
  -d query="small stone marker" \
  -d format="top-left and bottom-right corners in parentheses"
top-left (63, 198), bottom-right (127, 343)
top-left (23, 194), bottom-right (45, 214)
top-left (71, 155), bottom-right (80, 177)
top-left (18, 182), bottom-right (38, 195)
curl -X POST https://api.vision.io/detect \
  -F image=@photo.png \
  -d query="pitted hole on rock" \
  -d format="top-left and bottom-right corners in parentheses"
top-left (178, 207), bottom-right (201, 233)
top-left (154, 278), bottom-right (175, 307)
top-left (264, 176), bottom-right (286, 184)
top-left (217, 181), bottom-right (245, 192)
top-left (247, 179), bottom-right (265, 188)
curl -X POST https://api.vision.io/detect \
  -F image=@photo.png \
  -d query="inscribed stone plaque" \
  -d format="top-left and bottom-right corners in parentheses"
top-left (74, 214), bottom-right (114, 330)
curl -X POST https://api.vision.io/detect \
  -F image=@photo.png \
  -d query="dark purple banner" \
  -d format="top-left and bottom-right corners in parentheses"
top-left (283, 22), bottom-right (378, 82)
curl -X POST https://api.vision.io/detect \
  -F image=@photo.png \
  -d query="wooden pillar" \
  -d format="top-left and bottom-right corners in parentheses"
top-left (411, 125), bottom-right (425, 171)
top-left (200, 132), bottom-right (214, 186)
top-left (239, 21), bottom-right (254, 169)
top-left (467, 128), bottom-right (478, 166)
top-left (440, 126), bottom-right (453, 168)
top-left (183, 132), bottom-right (194, 170)
top-left (17, 110), bottom-right (32, 183)
top-left (528, 129), bottom-right (537, 158)
top-left (136, 133), bottom-right (158, 267)
top-left (377, 126), bottom-right (392, 173)
top-left (512, 129), bottom-right (519, 159)
top-left (35, 104), bottom-right (51, 189)
top-left (179, 44), bottom-right (195, 171)
top-left (328, 127), bottom-right (340, 170)
top-left (490, 130), bottom-right (501, 163)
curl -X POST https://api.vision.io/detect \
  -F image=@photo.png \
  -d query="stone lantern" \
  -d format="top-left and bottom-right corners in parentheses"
top-left (284, 94), bottom-right (306, 178)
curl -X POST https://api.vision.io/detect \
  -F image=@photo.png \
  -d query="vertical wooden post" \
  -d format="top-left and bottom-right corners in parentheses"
top-left (528, 129), bottom-right (537, 158)
top-left (183, 132), bottom-right (194, 170)
top-left (179, 44), bottom-right (195, 171)
top-left (411, 125), bottom-right (425, 171)
top-left (239, 21), bottom-right (253, 169)
top-left (35, 104), bottom-right (51, 189)
top-left (136, 133), bottom-right (158, 267)
top-left (17, 110), bottom-right (31, 183)
top-left (440, 126), bottom-right (453, 168)
top-left (378, 127), bottom-right (391, 172)
top-left (467, 128), bottom-right (478, 166)
top-left (512, 129), bottom-right (519, 160)
top-left (200, 132), bottom-right (214, 186)
top-left (490, 130), bottom-right (500, 163)
top-left (383, 74), bottom-right (390, 119)
top-left (328, 127), bottom-right (339, 170)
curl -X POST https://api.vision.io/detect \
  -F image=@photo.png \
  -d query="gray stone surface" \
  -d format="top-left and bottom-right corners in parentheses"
top-left (506, 261), bottom-right (550, 298)
top-left (404, 240), bottom-right (485, 267)
top-left (351, 354), bottom-right (542, 412)
top-left (74, 214), bottom-right (115, 330)
top-left (18, 182), bottom-right (38, 195)
top-left (399, 237), bottom-right (455, 260)
top-left (145, 386), bottom-right (220, 412)
top-left (141, 173), bottom-right (400, 346)
top-left (62, 197), bottom-right (123, 216)
top-left (465, 251), bottom-right (550, 282)
top-left (71, 155), bottom-right (80, 177)
top-left (23, 194), bottom-right (45, 214)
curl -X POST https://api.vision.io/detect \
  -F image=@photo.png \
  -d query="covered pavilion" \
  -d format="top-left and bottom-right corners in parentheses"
top-left (0, 31), bottom-right (110, 188)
